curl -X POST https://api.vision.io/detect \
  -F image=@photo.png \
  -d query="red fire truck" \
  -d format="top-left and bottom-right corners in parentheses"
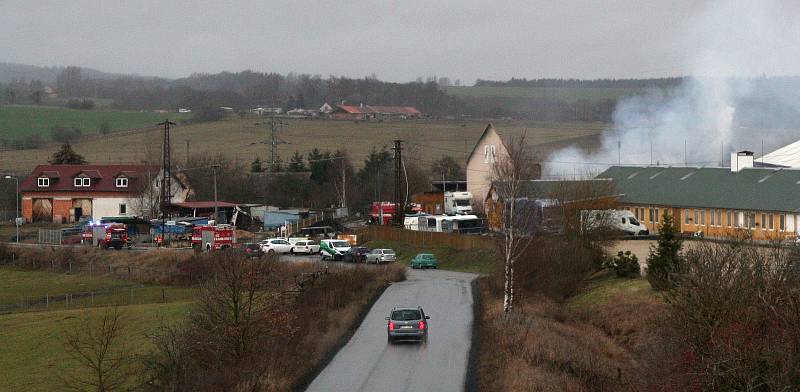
top-left (82, 222), bottom-right (129, 249)
top-left (369, 202), bottom-right (422, 225)
top-left (191, 224), bottom-right (236, 251)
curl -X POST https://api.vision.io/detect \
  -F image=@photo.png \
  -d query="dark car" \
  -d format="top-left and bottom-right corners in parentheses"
top-left (352, 246), bottom-right (371, 263)
top-left (386, 306), bottom-right (430, 344)
top-left (242, 243), bottom-right (264, 259)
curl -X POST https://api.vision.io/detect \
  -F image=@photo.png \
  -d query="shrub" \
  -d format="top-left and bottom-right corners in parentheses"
top-left (65, 99), bottom-right (94, 110)
top-left (51, 126), bottom-right (83, 143)
top-left (98, 121), bottom-right (111, 134)
top-left (646, 211), bottom-right (682, 290)
top-left (604, 251), bottom-right (641, 278)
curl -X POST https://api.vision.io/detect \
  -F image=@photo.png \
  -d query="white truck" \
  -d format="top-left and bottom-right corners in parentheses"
top-left (582, 210), bottom-right (649, 236)
top-left (444, 191), bottom-right (473, 215)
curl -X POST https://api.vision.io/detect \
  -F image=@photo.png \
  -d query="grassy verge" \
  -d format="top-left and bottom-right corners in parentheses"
top-left (365, 239), bottom-right (497, 274)
top-left (0, 301), bottom-right (191, 392)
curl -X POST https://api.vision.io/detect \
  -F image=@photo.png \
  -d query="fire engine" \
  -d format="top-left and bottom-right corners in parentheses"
top-left (369, 202), bottom-right (422, 225)
top-left (82, 222), bottom-right (129, 249)
top-left (191, 224), bottom-right (236, 251)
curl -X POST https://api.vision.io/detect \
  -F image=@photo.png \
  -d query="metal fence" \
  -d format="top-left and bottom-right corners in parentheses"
top-left (38, 229), bottom-right (63, 245)
top-left (0, 284), bottom-right (193, 314)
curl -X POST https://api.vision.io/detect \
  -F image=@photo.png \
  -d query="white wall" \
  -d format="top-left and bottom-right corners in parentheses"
top-left (92, 197), bottom-right (134, 219)
top-left (466, 126), bottom-right (507, 203)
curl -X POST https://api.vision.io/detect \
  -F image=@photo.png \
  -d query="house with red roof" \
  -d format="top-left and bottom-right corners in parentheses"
top-left (20, 164), bottom-right (189, 223)
top-left (330, 104), bottom-right (366, 120)
top-left (329, 104), bottom-right (423, 120)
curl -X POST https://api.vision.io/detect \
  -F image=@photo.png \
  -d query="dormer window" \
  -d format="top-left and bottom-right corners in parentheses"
top-left (116, 177), bottom-right (128, 188)
top-left (37, 177), bottom-right (50, 187)
top-left (74, 177), bottom-right (90, 187)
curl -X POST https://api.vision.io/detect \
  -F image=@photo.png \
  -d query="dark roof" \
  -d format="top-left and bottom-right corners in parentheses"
top-left (21, 165), bottom-right (159, 192)
top-left (492, 179), bottom-right (616, 201)
top-left (597, 166), bottom-right (800, 213)
top-left (172, 201), bottom-right (238, 209)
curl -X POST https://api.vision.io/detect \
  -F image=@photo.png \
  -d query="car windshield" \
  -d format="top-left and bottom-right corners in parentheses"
top-left (273, 240), bottom-right (288, 244)
top-left (332, 241), bottom-right (349, 247)
top-left (391, 310), bottom-right (422, 321)
top-left (629, 216), bottom-right (640, 225)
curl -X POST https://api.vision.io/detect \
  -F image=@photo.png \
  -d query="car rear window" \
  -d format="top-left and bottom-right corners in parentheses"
top-left (384, 250), bottom-right (395, 254)
top-left (391, 310), bottom-right (422, 321)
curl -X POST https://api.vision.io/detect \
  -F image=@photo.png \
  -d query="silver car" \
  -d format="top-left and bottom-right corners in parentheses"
top-left (366, 248), bottom-right (396, 264)
top-left (386, 306), bottom-right (429, 344)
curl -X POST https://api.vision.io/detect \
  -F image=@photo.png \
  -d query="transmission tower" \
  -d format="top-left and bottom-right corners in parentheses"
top-left (393, 139), bottom-right (404, 227)
top-left (158, 119), bottom-right (176, 219)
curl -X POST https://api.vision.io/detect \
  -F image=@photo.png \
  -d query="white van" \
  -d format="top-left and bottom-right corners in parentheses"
top-left (583, 210), bottom-right (649, 236)
top-left (319, 239), bottom-right (352, 261)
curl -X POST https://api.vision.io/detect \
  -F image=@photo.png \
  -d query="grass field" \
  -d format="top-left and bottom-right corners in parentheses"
top-left (366, 239), bottom-right (497, 274)
top-left (0, 105), bottom-right (192, 140)
top-left (0, 117), bottom-right (606, 173)
top-left (446, 85), bottom-right (646, 103)
top-left (0, 301), bottom-right (191, 392)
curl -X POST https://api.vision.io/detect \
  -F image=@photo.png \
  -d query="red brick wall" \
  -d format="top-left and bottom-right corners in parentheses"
top-left (21, 198), bottom-right (32, 221)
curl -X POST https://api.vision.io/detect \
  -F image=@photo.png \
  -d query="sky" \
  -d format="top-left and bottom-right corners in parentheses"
top-left (2, 0), bottom-right (799, 82)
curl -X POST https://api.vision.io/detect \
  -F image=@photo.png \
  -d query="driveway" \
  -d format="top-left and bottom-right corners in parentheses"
top-left (305, 268), bottom-right (477, 392)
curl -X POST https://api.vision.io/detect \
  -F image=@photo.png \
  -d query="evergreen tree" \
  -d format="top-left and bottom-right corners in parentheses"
top-left (250, 158), bottom-right (263, 173)
top-left (646, 211), bottom-right (683, 290)
top-left (49, 143), bottom-right (87, 164)
top-left (269, 157), bottom-right (283, 172)
top-left (308, 148), bottom-right (331, 184)
top-left (288, 151), bottom-right (306, 172)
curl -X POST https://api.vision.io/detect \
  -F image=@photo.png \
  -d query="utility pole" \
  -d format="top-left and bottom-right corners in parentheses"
top-left (158, 119), bottom-right (175, 246)
top-left (211, 164), bottom-right (220, 222)
top-left (393, 139), bottom-right (404, 227)
top-left (185, 139), bottom-right (190, 164)
top-left (255, 117), bottom-right (287, 171)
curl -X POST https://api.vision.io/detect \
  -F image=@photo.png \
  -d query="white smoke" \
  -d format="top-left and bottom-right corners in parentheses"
top-left (545, 0), bottom-right (800, 177)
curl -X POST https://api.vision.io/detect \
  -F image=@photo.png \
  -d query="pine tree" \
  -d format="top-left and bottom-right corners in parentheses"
top-left (250, 158), bottom-right (263, 173)
top-left (49, 143), bottom-right (87, 164)
top-left (646, 211), bottom-right (683, 290)
top-left (288, 151), bottom-right (306, 172)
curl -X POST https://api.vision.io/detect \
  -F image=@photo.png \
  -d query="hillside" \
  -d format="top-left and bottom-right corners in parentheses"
top-left (0, 62), bottom-right (128, 84)
top-left (446, 85), bottom-right (647, 103)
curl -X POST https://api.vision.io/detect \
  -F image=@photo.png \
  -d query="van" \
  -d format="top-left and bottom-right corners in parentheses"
top-left (319, 239), bottom-right (353, 261)
top-left (583, 210), bottom-right (649, 236)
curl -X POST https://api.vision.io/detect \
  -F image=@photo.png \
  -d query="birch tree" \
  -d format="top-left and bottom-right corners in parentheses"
top-left (491, 134), bottom-right (538, 313)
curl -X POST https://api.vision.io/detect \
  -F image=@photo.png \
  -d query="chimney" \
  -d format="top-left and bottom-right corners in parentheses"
top-left (731, 150), bottom-right (754, 172)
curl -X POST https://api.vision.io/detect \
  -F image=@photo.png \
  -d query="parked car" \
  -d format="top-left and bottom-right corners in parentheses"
top-left (410, 253), bottom-right (439, 269)
top-left (319, 239), bottom-right (353, 261)
top-left (291, 240), bottom-right (320, 254)
top-left (260, 238), bottom-right (293, 254)
top-left (242, 243), bottom-right (264, 258)
top-left (386, 306), bottom-right (429, 344)
top-left (366, 248), bottom-right (396, 264)
top-left (351, 246), bottom-right (371, 263)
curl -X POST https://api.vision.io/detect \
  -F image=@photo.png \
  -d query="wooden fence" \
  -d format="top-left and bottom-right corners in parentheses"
top-left (357, 225), bottom-right (498, 251)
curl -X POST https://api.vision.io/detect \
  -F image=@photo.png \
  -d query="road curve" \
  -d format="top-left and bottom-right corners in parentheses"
top-left (305, 268), bottom-right (477, 392)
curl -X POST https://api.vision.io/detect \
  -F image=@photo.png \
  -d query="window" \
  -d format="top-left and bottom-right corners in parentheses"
top-left (119, 204), bottom-right (127, 214)
top-left (483, 145), bottom-right (496, 163)
top-left (717, 210), bottom-right (722, 227)
top-left (649, 208), bottom-right (654, 222)
top-left (655, 208), bottom-right (660, 223)
top-left (684, 209), bottom-right (691, 225)
top-left (700, 210), bottom-right (705, 225)
top-left (74, 177), bottom-right (90, 187)
top-left (780, 214), bottom-right (786, 231)
top-left (37, 177), bottom-right (49, 187)
top-left (768, 214), bottom-right (774, 230)
top-left (747, 212), bottom-right (756, 229)
top-left (116, 177), bottom-right (128, 188)
top-left (694, 209), bottom-right (699, 225)
top-left (726, 210), bottom-right (732, 227)
top-left (710, 209), bottom-right (715, 226)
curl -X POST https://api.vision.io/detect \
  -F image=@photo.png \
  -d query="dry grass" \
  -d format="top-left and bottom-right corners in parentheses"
top-left (1, 117), bottom-right (604, 173)
top-left (476, 278), bottom-right (636, 392)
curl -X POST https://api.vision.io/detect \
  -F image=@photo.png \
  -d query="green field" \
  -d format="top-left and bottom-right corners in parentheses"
top-left (446, 85), bottom-right (646, 103)
top-left (0, 105), bottom-right (192, 140)
top-left (0, 301), bottom-right (191, 392)
top-left (366, 239), bottom-right (497, 274)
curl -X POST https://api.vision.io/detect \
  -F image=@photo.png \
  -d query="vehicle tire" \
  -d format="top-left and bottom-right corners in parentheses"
top-left (289, 248), bottom-right (294, 254)
top-left (387, 335), bottom-right (393, 344)
top-left (267, 249), bottom-right (275, 255)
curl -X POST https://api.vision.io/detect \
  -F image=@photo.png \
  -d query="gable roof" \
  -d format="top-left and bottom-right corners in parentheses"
top-left (761, 140), bottom-right (800, 168)
top-left (490, 179), bottom-right (616, 201)
top-left (21, 165), bottom-right (160, 192)
top-left (333, 104), bottom-right (363, 114)
top-left (467, 123), bottom-right (506, 165)
top-left (597, 165), bottom-right (800, 213)
top-left (365, 106), bottom-right (421, 115)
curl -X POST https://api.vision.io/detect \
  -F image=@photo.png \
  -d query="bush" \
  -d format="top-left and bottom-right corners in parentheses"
top-left (65, 99), bottom-right (94, 110)
top-left (98, 121), bottom-right (111, 134)
top-left (604, 251), bottom-right (641, 278)
top-left (50, 126), bottom-right (83, 143)
top-left (646, 211), bottom-right (682, 290)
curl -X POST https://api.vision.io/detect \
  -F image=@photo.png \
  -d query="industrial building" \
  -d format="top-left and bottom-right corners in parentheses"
top-left (598, 152), bottom-right (800, 240)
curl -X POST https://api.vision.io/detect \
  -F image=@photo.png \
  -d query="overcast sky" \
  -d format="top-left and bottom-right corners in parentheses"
top-left (2, 0), bottom-right (798, 82)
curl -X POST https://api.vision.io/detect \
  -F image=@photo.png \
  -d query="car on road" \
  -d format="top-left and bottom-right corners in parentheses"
top-left (351, 246), bottom-right (371, 263)
top-left (291, 240), bottom-right (320, 254)
top-left (242, 243), bottom-right (264, 258)
top-left (410, 253), bottom-right (439, 269)
top-left (260, 238), bottom-right (294, 254)
top-left (386, 306), bottom-right (429, 344)
top-left (366, 248), bottom-right (396, 264)
top-left (320, 239), bottom-right (353, 261)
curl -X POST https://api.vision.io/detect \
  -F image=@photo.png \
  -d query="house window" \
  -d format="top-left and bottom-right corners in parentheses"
top-left (649, 208), bottom-right (654, 222)
top-left (746, 212), bottom-right (756, 229)
top-left (693, 209), bottom-right (699, 225)
top-left (119, 204), bottom-right (127, 215)
top-left (716, 210), bottom-right (722, 227)
top-left (74, 177), bottom-right (90, 187)
top-left (710, 209), bottom-right (716, 226)
top-left (116, 177), bottom-right (128, 188)
top-left (655, 208), bottom-right (660, 223)
top-left (37, 177), bottom-right (49, 187)
top-left (684, 209), bottom-right (691, 225)
top-left (780, 214), bottom-right (786, 231)
top-left (483, 145), bottom-right (496, 163)
top-left (768, 214), bottom-right (774, 230)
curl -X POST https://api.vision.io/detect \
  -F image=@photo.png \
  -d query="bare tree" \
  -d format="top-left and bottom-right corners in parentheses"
top-left (62, 308), bottom-right (131, 392)
top-left (130, 168), bottom-right (160, 219)
top-left (490, 134), bottom-right (539, 313)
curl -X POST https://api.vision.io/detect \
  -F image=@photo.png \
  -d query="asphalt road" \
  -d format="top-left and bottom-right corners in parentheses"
top-left (305, 268), bottom-right (477, 392)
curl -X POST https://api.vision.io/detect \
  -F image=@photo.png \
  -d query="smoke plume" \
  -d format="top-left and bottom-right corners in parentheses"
top-left (545, 0), bottom-right (800, 177)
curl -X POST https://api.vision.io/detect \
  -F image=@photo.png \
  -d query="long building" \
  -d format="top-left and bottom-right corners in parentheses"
top-left (597, 152), bottom-right (800, 240)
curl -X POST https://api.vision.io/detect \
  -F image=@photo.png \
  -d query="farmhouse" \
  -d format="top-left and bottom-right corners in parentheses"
top-left (20, 164), bottom-right (188, 223)
top-left (329, 104), bottom-right (423, 120)
top-left (598, 153), bottom-right (800, 240)
top-left (330, 104), bottom-right (366, 120)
